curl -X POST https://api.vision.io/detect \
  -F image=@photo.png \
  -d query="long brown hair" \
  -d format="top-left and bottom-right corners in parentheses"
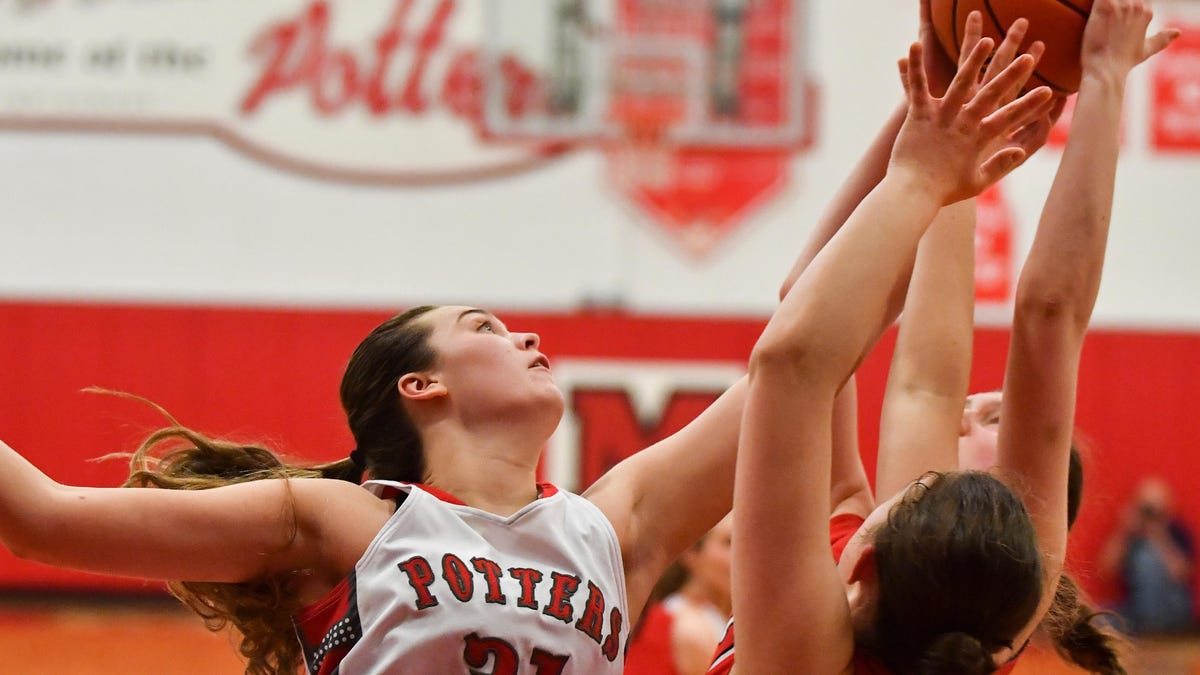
top-left (121, 422), bottom-right (351, 675)
top-left (1038, 445), bottom-right (1127, 674)
top-left (112, 305), bottom-right (442, 675)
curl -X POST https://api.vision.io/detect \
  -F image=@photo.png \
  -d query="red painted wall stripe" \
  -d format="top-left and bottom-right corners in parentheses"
top-left (0, 300), bottom-right (1195, 609)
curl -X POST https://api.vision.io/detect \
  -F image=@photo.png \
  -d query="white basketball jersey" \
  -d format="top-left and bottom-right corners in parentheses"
top-left (293, 481), bottom-right (629, 675)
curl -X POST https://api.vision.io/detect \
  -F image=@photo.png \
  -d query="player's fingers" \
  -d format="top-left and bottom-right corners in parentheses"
top-left (982, 85), bottom-right (1054, 135)
top-left (966, 52), bottom-right (1035, 118)
top-left (958, 11), bottom-right (986, 70)
top-left (905, 42), bottom-right (934, 111)
top-left (946, 36), bottom-right (995, 110)
top-left (984, 17), bottom-right (1029, 83)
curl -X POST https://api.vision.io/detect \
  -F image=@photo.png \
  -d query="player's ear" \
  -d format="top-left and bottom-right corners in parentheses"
top-left (399, 372), bottom-right (446, 401)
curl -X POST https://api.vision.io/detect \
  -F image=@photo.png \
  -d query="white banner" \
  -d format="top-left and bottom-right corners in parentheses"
top-left (0, 0), bottom-right (555, 181)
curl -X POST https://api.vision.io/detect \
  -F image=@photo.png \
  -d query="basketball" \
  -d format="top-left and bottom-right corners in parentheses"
top-left (930, 0), bottom-right (1095, 93)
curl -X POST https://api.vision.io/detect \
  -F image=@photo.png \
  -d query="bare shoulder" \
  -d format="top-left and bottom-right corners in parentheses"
top-left (289, 479), bottom-right (396, 580)
top-left (291, 478), bottom-right (395, 533)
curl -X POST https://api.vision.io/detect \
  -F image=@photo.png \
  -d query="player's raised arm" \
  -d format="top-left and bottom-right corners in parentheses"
top-left (733, 39), bottom-right (1051, 674)
top-left (997, 0), bottom-right (1180, 640)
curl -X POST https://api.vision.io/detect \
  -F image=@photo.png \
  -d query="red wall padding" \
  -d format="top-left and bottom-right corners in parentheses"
top-left (0, 300), bottom-right (1195, 607)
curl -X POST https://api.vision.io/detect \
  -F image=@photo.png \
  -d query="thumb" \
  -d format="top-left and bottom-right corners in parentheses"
top-left (1143, 29), bottom-right (1182, 62)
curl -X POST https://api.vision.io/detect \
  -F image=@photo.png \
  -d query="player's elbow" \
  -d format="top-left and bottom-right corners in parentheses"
top-left (1013, 286), bottom-right (1091, 332)
top-left (748, 333), bottom-right (829, 387)
top-left (1, 485), bottom-right (76, 563)
top-left (2, 520), bottom-right (54, 563)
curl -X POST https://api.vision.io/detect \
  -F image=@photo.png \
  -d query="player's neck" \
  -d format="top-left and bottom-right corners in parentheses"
top-left (422, 422), bottom-right (543, 516)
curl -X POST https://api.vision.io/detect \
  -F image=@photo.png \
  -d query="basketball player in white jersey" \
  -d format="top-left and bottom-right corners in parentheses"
top-left (0, 10), bottom-right (1124, 675)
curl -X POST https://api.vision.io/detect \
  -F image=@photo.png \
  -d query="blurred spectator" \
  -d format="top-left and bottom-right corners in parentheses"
top-left (625, 514), bottom-right (732, 675)
top-left (1100, 477), bottom-right (1196, 635)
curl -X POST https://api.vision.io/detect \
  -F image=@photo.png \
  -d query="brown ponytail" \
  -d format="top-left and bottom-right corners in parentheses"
top-left (1040, 574), bottom-right (1126, 675)
top-left (916, 632), bottom-right (996, 675)
top-left (1031, 444), bottom-right (1126, 674)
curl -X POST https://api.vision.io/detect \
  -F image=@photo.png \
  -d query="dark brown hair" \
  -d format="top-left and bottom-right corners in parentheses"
top-left (339, 305), bottom-right (439, 483)
top-left (1039, 445), bottom-right (1127, 674)
top-left (869, 471), bottom-right (1043, 675)
top-left (112, 306), bottom-right (443, 675)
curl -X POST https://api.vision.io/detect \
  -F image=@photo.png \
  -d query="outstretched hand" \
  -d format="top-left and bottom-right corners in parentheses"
top-left (1082, 0), bottom-right (1180, 80)
top-left (892, 39), bottom-right (1054, 205)
top-left (962, 15), bottom-right (1064, 168)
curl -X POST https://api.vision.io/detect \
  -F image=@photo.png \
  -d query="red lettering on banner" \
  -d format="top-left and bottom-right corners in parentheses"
top-left (570, 389), bottom-right (721, 488)
top-left (240, 0), bottom-right (538, 124)
top-left (1152, 22), bottom-right (1200, 152)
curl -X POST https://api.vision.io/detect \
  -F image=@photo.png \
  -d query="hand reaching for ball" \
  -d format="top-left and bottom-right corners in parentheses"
top-left (1081, 0), bottom-right (1181, 82)
top-left (892, 39), bottom-right (1054, 205)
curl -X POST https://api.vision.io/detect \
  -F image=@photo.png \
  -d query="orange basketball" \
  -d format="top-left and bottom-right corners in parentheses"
top-left (929, 0), bottom-right (1095, 93)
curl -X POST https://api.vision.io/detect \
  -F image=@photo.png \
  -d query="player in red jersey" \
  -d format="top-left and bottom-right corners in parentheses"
top-left (714, 2), bottom-right (1177, 674)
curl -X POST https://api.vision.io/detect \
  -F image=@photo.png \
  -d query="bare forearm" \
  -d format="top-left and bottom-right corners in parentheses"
top-left (759, 173), bottom-right (941, 387)
top-left (887, 200), bottom-right (976, 398)
top-left (876, 199), bottom-right (976, 498)
top-left (1016, 74), bottom-right (1124, 326)
top-left (829, 377), bottom-right (871, 514)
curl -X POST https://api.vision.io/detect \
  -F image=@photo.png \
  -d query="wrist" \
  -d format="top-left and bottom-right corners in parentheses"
top-left (883, 164), bottom-right (948, 207)
top-left (1079, 65), bottom-right (1130, 93)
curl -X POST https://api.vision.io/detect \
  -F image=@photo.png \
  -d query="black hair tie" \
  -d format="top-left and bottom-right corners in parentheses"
top-left (349, 448), bottom-right (366, 470)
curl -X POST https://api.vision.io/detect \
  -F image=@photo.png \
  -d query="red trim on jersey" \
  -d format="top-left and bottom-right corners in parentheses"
top-left (295, 577), bottom-right (353, 631)
top-left (412, 483), bottom-right (469, 505)
top-left (373, 481), bottom-right (559, 505)
top-left (293, 574), bottom-right (360, 675)
top-left (706, 618), bottom-right (735, 675)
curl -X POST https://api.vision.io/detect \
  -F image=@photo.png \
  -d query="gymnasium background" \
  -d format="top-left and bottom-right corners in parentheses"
top-left (1, 0), bottom-right (1199, 672)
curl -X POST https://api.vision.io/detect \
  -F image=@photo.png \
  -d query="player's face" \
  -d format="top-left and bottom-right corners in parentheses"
top-left (958, 391), bottom-right (1002, 471)
top-left (421, 306), bottom-right (564, 429)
